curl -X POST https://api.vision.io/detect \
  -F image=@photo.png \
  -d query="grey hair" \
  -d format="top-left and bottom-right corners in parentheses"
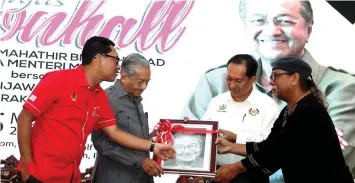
top-left (238, 0), bottom-right (314, 25)
top-left (120, 53), bottom-right (150, 76)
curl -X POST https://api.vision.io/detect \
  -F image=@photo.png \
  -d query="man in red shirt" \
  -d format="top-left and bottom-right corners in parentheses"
top-left (16, 36), bottom-right (175, 183)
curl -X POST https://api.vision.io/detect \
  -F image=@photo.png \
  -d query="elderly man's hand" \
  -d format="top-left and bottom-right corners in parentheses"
top-left (153, 143), bottom-right (176, 160)
top-left (336, 128), bottom-right (348, 150)
top-left (215, 137), bottom-right (233, 154)
top-left (142, 158), bottom-right (164, 177)
top-left (217, 129), bottom-right (237, 142)
top-left (213, 163), bottom-right (243, 183)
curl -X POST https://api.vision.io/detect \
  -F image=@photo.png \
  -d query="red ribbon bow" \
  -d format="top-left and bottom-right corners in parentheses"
top-left (154, 120), bottom-right (217, 145)
top-left (154, 119), bottom-right (175, 145)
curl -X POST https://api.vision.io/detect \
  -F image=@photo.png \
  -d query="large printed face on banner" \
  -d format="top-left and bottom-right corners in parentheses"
top-left (242, 0), bottom-right (312, 61)
top-left (180, 0), bottom-right (355, 180)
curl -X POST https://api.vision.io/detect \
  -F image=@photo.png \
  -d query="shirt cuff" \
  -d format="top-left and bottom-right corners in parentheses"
top-left (95, 119), bottom-right (116, 130)
top-left (241, 155), bottom-right (273, 176)
top-left (241, 156), bottom-right (254, 171)
top-left (246, 142), bottom-right (258, 154)
top-left (23, 101), bottom-right (41, 117)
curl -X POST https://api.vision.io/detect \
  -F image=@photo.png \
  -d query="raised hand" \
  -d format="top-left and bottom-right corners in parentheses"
top-left (215, 137), bottom-right (233, 154)
top-left (153, 143), bottom-right (176, 160)
top-left (217, 129), bottom-right (237, 142)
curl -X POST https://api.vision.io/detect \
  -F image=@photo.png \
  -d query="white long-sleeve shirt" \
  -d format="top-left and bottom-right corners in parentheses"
top-left (201, 88), bottom-right (280, 165)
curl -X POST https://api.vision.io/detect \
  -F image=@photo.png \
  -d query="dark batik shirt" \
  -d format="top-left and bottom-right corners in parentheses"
top-left (241, 94), bottom-right (353, 183)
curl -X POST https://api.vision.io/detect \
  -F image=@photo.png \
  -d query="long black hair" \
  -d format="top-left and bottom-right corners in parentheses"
top-left (299, 75), bottom-right (329, 109)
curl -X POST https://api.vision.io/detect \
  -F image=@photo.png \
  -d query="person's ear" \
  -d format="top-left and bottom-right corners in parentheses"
top-left (291, 73), bottom-right (300, 86)
top-left (249, 76), bottom-right (256, 83)
top-left (306, 23), bottom-right (313, 43)
top-left (120, 71), bottom-right (128, 82)
top-left (94, 54), bottom-right (104, 67)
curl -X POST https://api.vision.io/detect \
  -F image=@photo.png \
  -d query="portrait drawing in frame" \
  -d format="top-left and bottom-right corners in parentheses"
top-left (154, 119), bottom-right (218, 177)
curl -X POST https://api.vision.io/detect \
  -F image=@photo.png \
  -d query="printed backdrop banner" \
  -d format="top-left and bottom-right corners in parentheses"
top-left (0, 0), bottom-right (354, 182)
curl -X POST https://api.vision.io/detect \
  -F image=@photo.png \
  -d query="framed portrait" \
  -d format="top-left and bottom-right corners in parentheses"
top-left (154, 119), bottom-right (218, 177)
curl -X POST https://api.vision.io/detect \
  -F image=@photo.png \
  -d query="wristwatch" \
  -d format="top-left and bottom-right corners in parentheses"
top-left (149, 140), bottom-right (155, 152)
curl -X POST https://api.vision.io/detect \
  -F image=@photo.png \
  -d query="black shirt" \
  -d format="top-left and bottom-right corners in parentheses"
top-left (241, 94), bottom-right (353, 183)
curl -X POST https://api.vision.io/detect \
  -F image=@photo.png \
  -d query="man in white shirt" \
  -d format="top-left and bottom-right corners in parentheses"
top-left (202, 54), bottom-right (279, 183)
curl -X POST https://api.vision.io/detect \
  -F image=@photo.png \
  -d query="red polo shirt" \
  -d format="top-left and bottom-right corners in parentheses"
top-left (17, 66), bottom-right (116, 183)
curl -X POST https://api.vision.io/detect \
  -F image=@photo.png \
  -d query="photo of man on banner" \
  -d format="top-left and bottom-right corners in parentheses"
top-left (181, 0), bottom-right (355, 182)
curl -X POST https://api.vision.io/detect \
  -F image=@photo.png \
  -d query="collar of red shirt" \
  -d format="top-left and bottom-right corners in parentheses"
top-left (75, 65), bottom-right (102, 92)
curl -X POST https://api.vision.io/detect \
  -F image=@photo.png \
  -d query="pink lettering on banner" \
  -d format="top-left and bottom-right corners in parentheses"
top-left (0, 0), bottom-right (195, 53)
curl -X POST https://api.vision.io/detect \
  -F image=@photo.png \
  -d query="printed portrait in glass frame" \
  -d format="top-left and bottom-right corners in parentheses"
top-left (154, 119), bottom-right (218, 176)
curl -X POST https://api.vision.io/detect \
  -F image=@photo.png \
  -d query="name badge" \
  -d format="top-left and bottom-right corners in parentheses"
top-left (217, 104), bottom-right (227, 112)
top-left (248, 108), bottom-right (259, 116)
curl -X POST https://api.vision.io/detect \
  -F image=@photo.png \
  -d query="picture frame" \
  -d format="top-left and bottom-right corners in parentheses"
top-left (154, 119), bottom-right (218, 177)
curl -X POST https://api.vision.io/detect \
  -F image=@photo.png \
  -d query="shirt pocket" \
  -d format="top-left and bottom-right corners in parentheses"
top-left (53, 99), bottom-right (83, 121)
top-left (242, 115), bottom-right (263, 133)
top-left (116, 113), bottom-right (131, 132)
top-left (53, 99), bottom-right (76, 111)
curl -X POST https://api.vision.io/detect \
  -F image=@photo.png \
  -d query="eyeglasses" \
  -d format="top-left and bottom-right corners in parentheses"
top-left (175, 143), bottom-right (200, 154)
top-left (130, 77), bottom-right (150, 87)
top-left (246, 16), bottom-right (300, 27)
top-left (102, 54), bottom-right (120, 64)
top-left (270, 72), bottom-right (293, 81)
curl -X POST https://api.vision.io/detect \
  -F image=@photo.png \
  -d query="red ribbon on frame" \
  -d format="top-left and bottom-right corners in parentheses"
top-left (153, 119), bottom-right (217, 165)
